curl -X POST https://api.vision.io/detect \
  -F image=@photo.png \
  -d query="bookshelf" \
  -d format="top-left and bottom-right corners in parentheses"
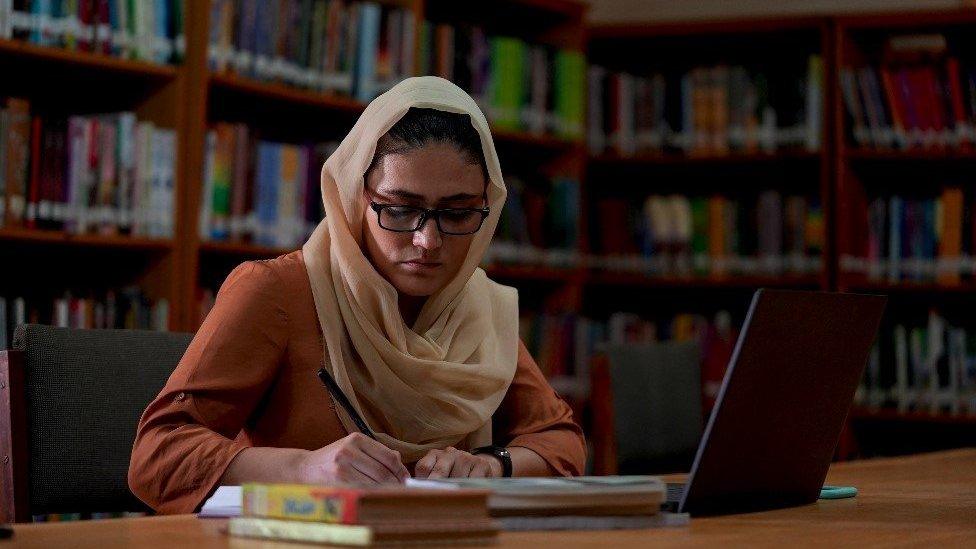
top-left (833, 10), bottom-right (976, 457)
top-left (4, 2), bottom-right (976, 462)
top-left (0, 3), bottom-right (187, 335)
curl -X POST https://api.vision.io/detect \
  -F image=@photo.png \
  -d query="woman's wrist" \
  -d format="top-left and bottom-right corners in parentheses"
top-left (477, 453), bottom-right (504, 477)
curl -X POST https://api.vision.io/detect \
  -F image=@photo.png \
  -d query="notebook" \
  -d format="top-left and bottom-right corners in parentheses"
top-left (405, 476), bottom-right (665, 515)
top-left (199, 485), bottom-right (242, 518)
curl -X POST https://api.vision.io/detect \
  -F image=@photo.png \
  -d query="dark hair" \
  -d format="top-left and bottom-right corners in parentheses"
top-left (365, 107), bottom-right (489, 183)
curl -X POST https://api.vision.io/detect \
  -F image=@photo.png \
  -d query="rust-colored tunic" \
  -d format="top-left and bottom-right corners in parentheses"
top-left (128, 251), bottom-right (586, 514)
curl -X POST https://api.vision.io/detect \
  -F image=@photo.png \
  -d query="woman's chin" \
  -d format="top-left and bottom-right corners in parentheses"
top-left (389, 274), bottom-right (443, 297)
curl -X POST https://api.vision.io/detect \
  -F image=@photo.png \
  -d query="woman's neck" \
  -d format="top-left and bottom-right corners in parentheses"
top-left (398, 294), bottom-right (427, 327)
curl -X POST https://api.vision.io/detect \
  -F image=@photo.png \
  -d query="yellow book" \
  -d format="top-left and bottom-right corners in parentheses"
top-left (229, 517), bottom-right (372, 546)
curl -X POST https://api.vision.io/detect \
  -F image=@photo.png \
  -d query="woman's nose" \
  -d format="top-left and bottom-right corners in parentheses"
top-left (413, 217), bottom-right (442, 251)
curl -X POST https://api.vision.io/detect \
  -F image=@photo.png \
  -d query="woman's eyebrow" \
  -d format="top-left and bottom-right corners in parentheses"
top-left (376, 188), bottom-right (482, 204)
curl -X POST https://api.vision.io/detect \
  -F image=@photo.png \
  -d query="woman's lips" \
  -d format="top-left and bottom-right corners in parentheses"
top-left (401, 260), bottom-right (443, 272)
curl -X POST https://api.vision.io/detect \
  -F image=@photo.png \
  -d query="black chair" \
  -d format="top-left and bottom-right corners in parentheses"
top-left (591, 341), bottom-right (704, 475)
top-left (0, 324), bottom-right (191, 522)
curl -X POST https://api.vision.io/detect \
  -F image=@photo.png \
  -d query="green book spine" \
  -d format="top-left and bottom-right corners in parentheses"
top-left (554, 49), bottom-right (585, 139)
top-left (418, 19), bottom-right (430, 76)
top-left (490, 36), bottom-right (525, 130)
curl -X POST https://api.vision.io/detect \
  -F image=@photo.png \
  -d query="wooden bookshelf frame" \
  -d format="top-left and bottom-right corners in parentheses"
top-left (5, 5), bottom-right (976, 461)
top-left (0, 32), bottom-right (188, 330)
top-left (586, 17), bottom-right (836, 292)
top-left (833, 9), bottom-right (976, 293)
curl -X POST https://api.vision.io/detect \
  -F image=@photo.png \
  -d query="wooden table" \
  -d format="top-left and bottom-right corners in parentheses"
top-left (5, 449), bottom-right (975, 547)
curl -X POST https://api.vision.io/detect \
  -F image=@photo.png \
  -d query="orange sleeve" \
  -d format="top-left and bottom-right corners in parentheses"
top-left (492, 340), bottom-right (587, 476)
top-left (128, 261), bottom-right (290, 514)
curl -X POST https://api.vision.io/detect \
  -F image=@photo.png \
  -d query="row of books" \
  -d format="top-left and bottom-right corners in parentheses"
top-left (841, 187), bottom-right (974, 284)
top-left (199, 124), bottom-right (335, 248)
top-left (422, 23), bottom-right (585, 140)
top-left (591, 191), bottom-right (824, 277)
top-left (1, 0), bottom-right (185, 64)
top-left (857, 310), bottom-right (976, 416)
top-left (840, 35), bottom-right (976, 150)
top-left (207, 0), bottom-right (414, 102)
top-left (486, 176), bottom-right (580, 268)
top-left (588, 56), bottom-right (823, 157)
top-left (0, 289), bottom-right (169, 349)
top-left (0, 99), bottom-right (177, 237)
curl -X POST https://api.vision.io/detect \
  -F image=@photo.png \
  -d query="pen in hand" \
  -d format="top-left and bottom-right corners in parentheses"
top-left (318, 368), bottom-right (378, 440)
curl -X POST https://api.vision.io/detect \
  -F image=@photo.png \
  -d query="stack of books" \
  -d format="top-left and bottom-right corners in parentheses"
top-left (589, 190), bottom-right (824, 278)
top-left (226, 483), bottom-right (498, 546)
top-left (419, 22), bottom-right (585, 140)
top-left (857, 308), bottom-right (976, 416)
top-left (199, 123), bottom-right (336, 248)
top-left (485, 175), bottom-right (581, 268)
top-left (1, 0), bottom-right (186, 65)
top-left (840, 33), bottom-right (975, 151)
top-left (405, 476), bottom-right (675, 531)
top-left (588, 55), bottom-right (823, 156)
top-left (0, 288), bottom-right (169, 349)
top-left (0, 97), bottom-right (178, 238)
top-left (207, 0), bottom-right (415, 102)
top-left (840, 186), bottom-right (975, 285)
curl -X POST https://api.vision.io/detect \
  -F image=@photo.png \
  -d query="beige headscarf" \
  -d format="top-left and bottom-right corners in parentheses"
top-left (301, 77), bottom-right (519, 463)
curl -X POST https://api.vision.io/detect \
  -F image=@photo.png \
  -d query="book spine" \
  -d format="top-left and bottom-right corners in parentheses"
top-left (229, 517), bottom-right (371, 546)
top-left (241, 484), bottom-right (362, 524)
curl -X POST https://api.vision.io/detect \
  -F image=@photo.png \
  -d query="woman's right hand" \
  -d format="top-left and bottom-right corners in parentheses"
top-left (297, 432), bottom-right (410, 485)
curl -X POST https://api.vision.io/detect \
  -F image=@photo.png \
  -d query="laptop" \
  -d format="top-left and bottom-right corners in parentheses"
top-left (664, 289), bottom-right (886, 516)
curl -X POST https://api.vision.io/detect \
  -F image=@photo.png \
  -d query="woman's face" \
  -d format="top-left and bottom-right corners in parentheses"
top-left (362, 143), bottom-right (487, 298)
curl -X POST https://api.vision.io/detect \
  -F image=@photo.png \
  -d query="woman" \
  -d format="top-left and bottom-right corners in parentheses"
top-left (128, 76), bottom-right (586, 514)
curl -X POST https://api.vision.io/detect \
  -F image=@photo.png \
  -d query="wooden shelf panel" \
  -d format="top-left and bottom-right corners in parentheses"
top-left (838, 278), bottom-right (976, 294)
top-left (589, 16), bottom-right (828, 39)
top-left (586, 271), bottom-right (823, 289)
top-left (849, 407), bottom-right (976, 425)
top-left (484, 263), bottom-right (585, 282)
top-left (836, 9), bottom-right (976, 30)
top-left (845, 149), bottom-right (976, 161)
top-left (198, 240), bottom-right (296, 258)
top-left (208, 73), bottom-right (366, 114)
top-left (491, 127), bottom-right (582, 151)
top-left (0, 227), bottom-right (173, 251)
top-left (589, 150), bottom-right (821, 166)
top-left (0, 38), bottom-right (178, 79)
top-left (208, 73), bottom-right (580, 150)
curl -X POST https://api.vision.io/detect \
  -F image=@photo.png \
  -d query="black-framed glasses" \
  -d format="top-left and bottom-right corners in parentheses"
top-left (369, 202), bottom-right (490, 235)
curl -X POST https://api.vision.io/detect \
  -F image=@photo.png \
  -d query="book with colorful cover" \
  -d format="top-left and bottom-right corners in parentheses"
top-left (240, 483), bottom-right (494, 526)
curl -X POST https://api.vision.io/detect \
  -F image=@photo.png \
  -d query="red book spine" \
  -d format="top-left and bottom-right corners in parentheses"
top-left (945, 57), bottom-right (971, 148)
top-left (26, 116), bottom-right (43, 230)
top-left (78, 0), bottom-right (93, 52)
top-left (907, 68), bottom-right (932, 146)
top-left (880, 66), bottom-right (907, 143)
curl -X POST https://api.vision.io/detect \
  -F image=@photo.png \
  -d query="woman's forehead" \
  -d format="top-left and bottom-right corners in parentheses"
top-left (369, 147), bottom-right (487, 200)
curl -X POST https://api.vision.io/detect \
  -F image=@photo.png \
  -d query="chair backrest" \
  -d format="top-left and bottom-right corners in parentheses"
top-left (603, 341), bottom-right (704, 474)
top-left (0, 324), bottom-right (191, 522)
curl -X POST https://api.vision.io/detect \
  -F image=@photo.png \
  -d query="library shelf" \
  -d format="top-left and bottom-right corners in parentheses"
top-left (198, 241), bottom-right (296, 258)
top-left (849, 407), bottom-right (976, 425)
top-left (585, 270), bottom-right (823, 289)
top-left (0, 227), bottom-right (174, 252)
top-left (845, 149), bottom-right (976, 162)
top-left (484, 263), bottom-right (585, 283)
top-left (0, 38), bottom-right (178, 80)
top-left (208, 73), bottom-right (366, 114)
top-left (589, 150), bottom-right (821, 167)
top-left (838, 278), bottom-right (976, 294)
top-left (491, 127), bottom-right (583, 151)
